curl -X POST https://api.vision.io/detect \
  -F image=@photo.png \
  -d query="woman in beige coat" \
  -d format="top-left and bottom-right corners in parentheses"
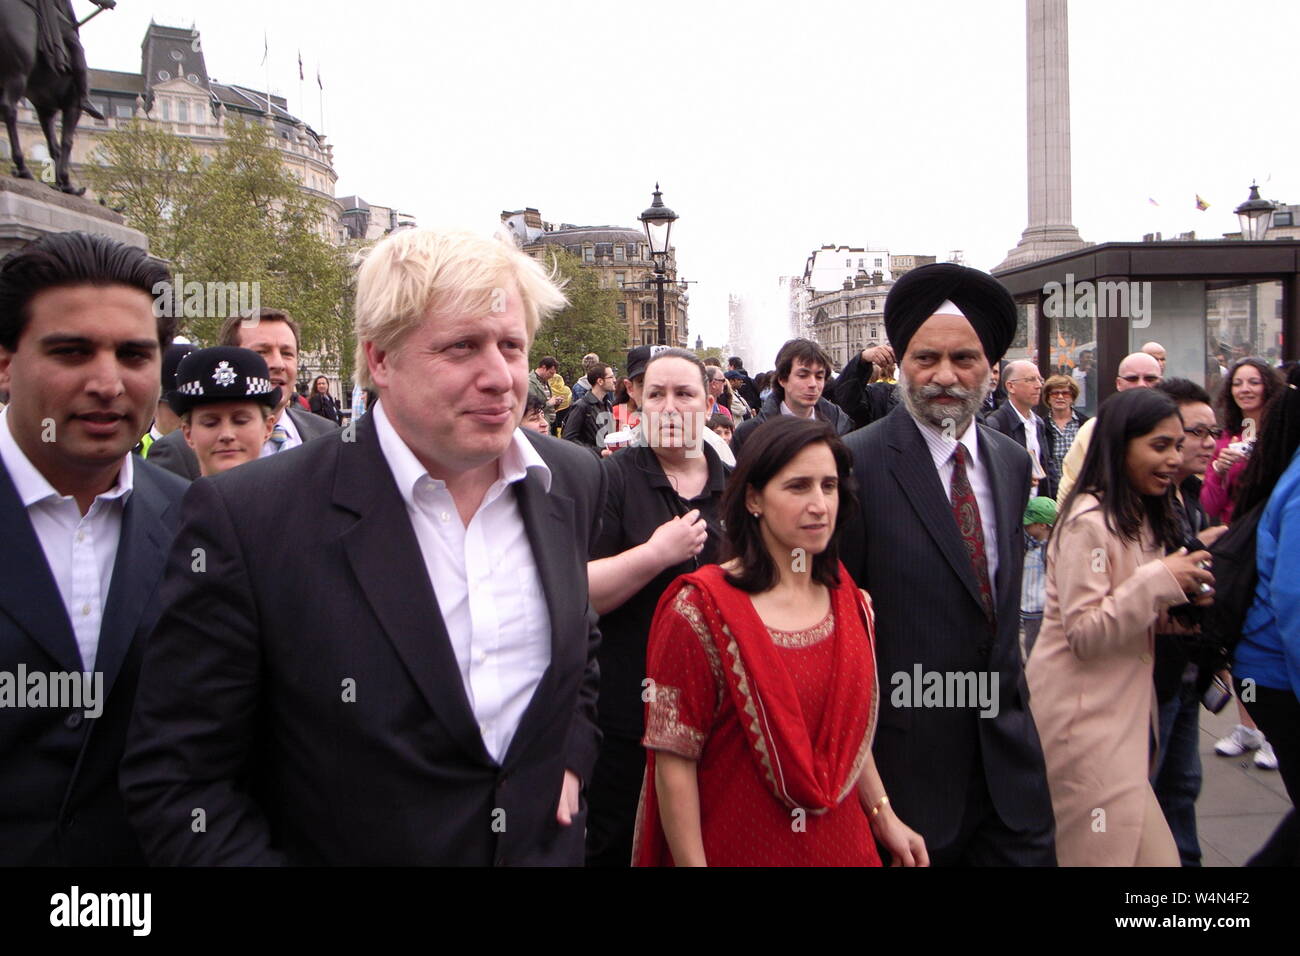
top-left (1027, 389), bottom-right (1214, 866)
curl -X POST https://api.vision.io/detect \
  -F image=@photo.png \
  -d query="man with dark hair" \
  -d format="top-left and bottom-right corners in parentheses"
top-left (724, 355), bottom-right (761, 409)
top-left (0, 231), bottom-right (189, 864)
top-left (563, 365), bottom-right (615, 457)
top-left (529, 356), bottom-right (560, 429)
top-left (731, 339), bottom-right (850, 457)
top-left (147, 307), bottom-right (336, 479)
top-left (570, 353), bottom-right (601, 403)
top-left (1151, 377), bottom-right (1224, 866)
top-left (840, 263), bottom-right (1056, 865)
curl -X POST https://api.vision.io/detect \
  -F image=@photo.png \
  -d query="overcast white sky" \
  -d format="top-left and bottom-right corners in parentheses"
top-left (79, 0), bottom-right (1299, 363)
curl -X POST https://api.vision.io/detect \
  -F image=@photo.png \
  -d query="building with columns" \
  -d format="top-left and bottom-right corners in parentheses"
top-left (2, 23), bottom-right (344, 241)
top-left (808, 272), bottom-right (891, 371)
top-left (502, 207), bottom-right (689, 347)
top-left (788, 245), bottom-right (938, 367)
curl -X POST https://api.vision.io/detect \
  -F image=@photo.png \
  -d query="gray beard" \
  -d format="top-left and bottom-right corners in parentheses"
top-left (898, 370), bottom-right (992, 433)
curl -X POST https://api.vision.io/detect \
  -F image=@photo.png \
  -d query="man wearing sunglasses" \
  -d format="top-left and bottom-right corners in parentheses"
top-left (1056, 352), bottom-right (1163, 507)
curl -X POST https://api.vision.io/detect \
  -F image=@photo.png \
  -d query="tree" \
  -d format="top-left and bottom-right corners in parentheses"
top-left (81, 119), bottom-right (203, 266)
top-left (529, 248), bottom-right (625, 382)
top-left (85, 116), bottom-right (353, 383)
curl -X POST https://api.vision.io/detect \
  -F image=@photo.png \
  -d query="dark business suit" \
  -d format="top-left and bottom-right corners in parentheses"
top-left (0, 458), bottom-right (187, 865)
top-left (841, 405), bottom-right (1055, 865)
top-left (146, 404), bottom-right (337, 480)
top-left (984, 401), bottom-right (1059, 501)
top-left (121, 415), bottom-right (606, 865)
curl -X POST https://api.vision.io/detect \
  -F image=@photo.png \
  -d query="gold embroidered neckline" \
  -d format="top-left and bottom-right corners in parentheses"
top-left (766, 606), bottom-right (834, 648)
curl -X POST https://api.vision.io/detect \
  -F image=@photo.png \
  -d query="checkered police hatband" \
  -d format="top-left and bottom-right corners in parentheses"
top-left (244, 377), bottom-right (275, 396)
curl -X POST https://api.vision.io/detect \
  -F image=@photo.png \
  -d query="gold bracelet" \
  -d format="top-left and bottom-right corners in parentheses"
top-left (870, 795), bottom-right (890, 817)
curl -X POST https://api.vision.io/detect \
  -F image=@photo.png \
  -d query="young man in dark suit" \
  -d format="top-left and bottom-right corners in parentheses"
top-left (840, 263), bottom-right (1056, 866)
top-left (147, 308), bottom-right (336, 480)
top-left (123, 227), bottom-right (605, 865)
top-left (0, 232), bottom-right (188, 865)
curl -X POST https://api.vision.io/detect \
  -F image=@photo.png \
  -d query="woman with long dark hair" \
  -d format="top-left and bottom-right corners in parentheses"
top-left (1202, 357), bottom-right (1284, 524)
top-left (1026, 389), bottom-right (1214, 866)
top-left (308, 375), bottom-right (341, 425)
top-left (1232, 366), bottom-right (1300, 864)
top-left (634, 416), bottom-right (927, 866)
top-left (1203, 357), bottom-right (1283, 765)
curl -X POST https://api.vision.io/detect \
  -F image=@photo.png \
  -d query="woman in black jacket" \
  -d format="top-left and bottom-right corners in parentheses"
top-left (308, 375), bottom-right (342, 425)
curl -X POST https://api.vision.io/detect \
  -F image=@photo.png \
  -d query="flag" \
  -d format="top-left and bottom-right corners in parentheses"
top-left (261, 33), bottom-right (268, 66)
top-left (1148, 197), bottom-right (1160, 207)
top-left (1196, 195), bottom-right (1210, 211)
top-left (298, 50), bottom-right (304, 81)
top-left (316, 66), bottom-right (323, 90)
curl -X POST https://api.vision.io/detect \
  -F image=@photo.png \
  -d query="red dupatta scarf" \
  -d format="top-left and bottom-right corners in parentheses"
top-left (633, 562), bottom-right (878, 866)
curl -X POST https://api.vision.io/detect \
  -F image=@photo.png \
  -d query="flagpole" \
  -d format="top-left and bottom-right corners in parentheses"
top-left (317, 64), bottom-right (324, 133)
top-left (264, 32), bottom-right (272, 119)
top-left (297, 50), bottom-right (304, 127)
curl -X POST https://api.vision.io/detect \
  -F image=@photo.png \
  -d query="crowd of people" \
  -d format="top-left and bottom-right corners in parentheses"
top-left (0, 227), bottom-right (1296, 867)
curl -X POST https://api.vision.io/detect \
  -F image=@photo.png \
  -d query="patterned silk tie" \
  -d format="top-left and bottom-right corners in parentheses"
top-left (950, 444), bottom-right (994, 622)
top-left (270, 424), bottom-right (289, 452)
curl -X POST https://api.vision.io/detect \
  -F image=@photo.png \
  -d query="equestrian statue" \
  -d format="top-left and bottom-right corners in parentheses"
top-left (1, 0), bottom-right (116, 195)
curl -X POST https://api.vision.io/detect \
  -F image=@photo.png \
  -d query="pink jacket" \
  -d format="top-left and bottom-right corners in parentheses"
top-left (1026, 495), bottom-right (1186, 866)
top-left (1200, 431), bottom-right (1248, 524)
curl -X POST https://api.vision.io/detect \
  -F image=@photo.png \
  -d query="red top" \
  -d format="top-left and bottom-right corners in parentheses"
top-left (634, 564), bottom-right (881, 867)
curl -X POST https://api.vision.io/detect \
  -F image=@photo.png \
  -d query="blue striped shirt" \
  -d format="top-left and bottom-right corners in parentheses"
top-left (1020, 532), bottom-right (1047, 617)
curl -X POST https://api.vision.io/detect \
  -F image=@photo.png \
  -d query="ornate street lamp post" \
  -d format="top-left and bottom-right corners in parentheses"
top-left (1235, 181), bottom-right (1276, 241)
top-left (639, 184), bottom-right (679, 345)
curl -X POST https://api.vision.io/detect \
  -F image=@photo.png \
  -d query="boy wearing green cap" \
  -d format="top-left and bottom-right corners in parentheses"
top-left (1020, 496), bottom-right (1057, 661)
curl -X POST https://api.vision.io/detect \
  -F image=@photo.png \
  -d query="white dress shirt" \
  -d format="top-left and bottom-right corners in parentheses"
top-left (372, 401), bottom-right (552, 763)
top-left (912, 414), bottom-right (999, 600)
top-left (260, 404), bottom-right (303, 457)
top-left (1008, 401), bottom-right (1044, 477)
top-left (0, 408), bottom-right (132, 672)
top-left (780, 400), bottom-right (818, 420)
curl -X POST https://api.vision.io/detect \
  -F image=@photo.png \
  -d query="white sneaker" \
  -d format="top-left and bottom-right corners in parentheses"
top-left (1254, 741), bottom-right (1279, 770)
top-left (1214, 724), bottom-right (1264, 756)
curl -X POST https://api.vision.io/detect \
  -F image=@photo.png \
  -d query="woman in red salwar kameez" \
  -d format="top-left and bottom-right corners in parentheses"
top-left (633, 417), bottom-right (928, 867)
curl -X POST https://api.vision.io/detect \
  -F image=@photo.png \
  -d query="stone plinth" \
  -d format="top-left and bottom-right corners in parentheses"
top-left (0, 177), bottom-right (148, 258)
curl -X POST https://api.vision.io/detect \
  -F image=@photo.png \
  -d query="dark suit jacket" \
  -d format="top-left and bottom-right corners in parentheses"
top-left (562, 389), bottom-right (611, 457)
top-left (731, 393), bottom-right (852, 459)
top-left (0, 457), bottom-right (187, 865)
top-left (830, 352), bottom-right (900, 431)
top-left (121, 416), bottom-right (606, 865)
top-left (984, 402), bottom-right (1060, 501)
top-left (146, 404), bottom-right (337, 480)
top-left (840, 406), bottom-right (1054, 852)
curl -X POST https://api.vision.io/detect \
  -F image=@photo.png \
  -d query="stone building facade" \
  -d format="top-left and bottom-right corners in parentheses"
top-left (3, 23), bottom-right (343, 240)
top-left (809, 272), bottom-right (891, 371)
top-left (502, 208), bottom-right (688, 347)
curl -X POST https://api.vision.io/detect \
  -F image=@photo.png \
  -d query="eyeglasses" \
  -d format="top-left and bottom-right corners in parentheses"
top-left (1119, 374), bottom-right (1163, 384)
top-left (1184, 425), bottom-right (1225, 440)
